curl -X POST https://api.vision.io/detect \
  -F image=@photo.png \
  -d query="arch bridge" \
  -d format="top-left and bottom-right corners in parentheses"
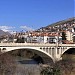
top-left (0, 43), bottom-right (75, 63)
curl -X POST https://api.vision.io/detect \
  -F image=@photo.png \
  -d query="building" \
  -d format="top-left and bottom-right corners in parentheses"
top-left (26, 32), bottom-right (62, 44)
top-left (66, 31), bottom-right (73, 43)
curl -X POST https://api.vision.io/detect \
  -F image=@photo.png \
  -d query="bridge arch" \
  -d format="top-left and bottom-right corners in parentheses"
top-left (1, 47), bottom-right (54, 63)
top-left (61, 48), bottom-right (75, 60)
top-left (62, 47), bottom-right (75, 55)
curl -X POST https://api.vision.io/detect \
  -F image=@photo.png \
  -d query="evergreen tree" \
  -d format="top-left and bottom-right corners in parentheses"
top-left (62, 32), bottom-right (66, 40)
top-left (15, 37), bottom-right (25, 43)
top-left (73, 36), bottom-right (75, 43)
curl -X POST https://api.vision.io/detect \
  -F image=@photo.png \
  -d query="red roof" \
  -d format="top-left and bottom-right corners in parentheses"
top-left (62, 40), bottom-right (73, 44)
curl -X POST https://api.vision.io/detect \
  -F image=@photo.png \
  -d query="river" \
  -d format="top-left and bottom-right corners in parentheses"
top-left (14, 56), bottom-right (41, 75)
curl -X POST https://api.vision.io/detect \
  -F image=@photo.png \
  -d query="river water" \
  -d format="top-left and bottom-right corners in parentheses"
top-left (14, 56), bottom-right (41, 75)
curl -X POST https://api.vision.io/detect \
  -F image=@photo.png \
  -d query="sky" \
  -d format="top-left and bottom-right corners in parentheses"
top-left (0, 0), bottom-right (74, 32)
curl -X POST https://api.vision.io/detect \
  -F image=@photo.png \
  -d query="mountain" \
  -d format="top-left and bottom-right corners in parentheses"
top-left (36, 17), bottom-right (75, 32)
top-left (0, 30), bottom-right (11, 36)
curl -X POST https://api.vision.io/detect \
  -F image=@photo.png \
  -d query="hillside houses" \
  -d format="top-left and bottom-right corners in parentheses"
top-left (0, 17), bottom-right (75, 44)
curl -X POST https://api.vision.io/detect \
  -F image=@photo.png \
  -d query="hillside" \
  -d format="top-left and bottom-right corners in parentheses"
top-left (36, 17), bottom-right (75, 32)
top-left (0, 30), bottom-right (11, 36)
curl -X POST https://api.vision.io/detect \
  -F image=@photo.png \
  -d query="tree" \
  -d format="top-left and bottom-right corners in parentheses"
top-left (40, 66), bottom-right (61, 75)
top-left (62, 32), bottom-right (66, 43)
top-left (0, 53), bottom-right (16, 75)
top-left (73, 36), bottom-right (75, 43)
top-left (15, 37), bottom-right (25, 43)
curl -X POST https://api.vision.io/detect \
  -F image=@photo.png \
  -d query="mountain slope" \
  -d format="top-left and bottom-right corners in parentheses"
top-left (36, 17), bottom-right (75, 32)
top-left (0, 30), bottom-right (11, 36)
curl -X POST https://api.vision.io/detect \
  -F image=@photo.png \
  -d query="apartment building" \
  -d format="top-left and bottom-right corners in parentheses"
top-left (66, 31), bottom-right (73, 42)
top-left (26, 32), bottom-right (62, 44)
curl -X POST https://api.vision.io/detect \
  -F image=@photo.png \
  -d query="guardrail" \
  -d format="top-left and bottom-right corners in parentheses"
top-left (0, 43), bottom-right (75, 47)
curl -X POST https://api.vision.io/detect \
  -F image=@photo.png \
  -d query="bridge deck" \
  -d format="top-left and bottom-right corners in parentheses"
top-left (0, 43), bottom-right (75, 47)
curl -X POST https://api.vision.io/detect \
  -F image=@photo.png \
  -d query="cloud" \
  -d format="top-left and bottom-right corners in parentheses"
top-left (0, 25), bottom-right (15, 32)
top-left (20, 25), bottom-right (34, 31)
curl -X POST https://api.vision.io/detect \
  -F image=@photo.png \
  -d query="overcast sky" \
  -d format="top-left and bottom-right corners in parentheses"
top-left (0, 0), bottom-right (74, 32)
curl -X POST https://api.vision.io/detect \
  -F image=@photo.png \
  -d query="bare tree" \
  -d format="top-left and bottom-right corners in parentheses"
top-left (0, 53), bottom-right (17, 75)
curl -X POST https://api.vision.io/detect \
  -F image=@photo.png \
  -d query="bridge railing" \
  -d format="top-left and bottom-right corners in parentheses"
top-left (0, 43), bottom-right (75, 47)
top-left (0, 43), bottom-right (57, 47)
